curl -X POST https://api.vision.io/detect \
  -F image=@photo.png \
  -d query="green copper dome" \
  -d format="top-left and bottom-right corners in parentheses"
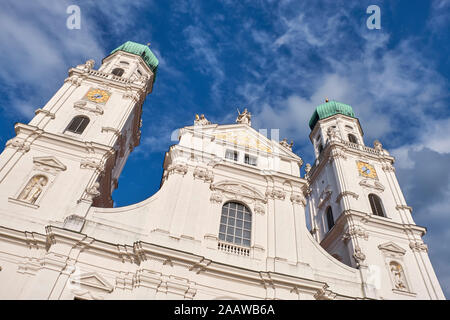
top-left (110, 41), bottom-right (159, 73)
top-left (309, 100), bottom-right (356, 130)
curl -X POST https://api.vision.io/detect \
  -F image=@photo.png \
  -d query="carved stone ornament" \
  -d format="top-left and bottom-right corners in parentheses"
top-left (167, 163), bottom-right (188, 176)
top-left (194, 114), bottom-right (211, 126)
top-left (396, 205), bottom-right (412, 212)
top-left (101, 126), bottom-right (121, 137)
top-left (382, 163), bottom-right (396, 172)
top-left (353, 246), bottom-right (366, 265)
top-left (265, 187), bottom-right (286, 200)
top-left (74, 100), bottom-right (104, 115)
top-left (209, 191), bottom-right (223, 204)
top-left (65, 75), bottom-right (83, 87)
top-left (326, 126), bottom-right (340, 141)
top-left (6, 138), bottom-right (30, 153)
top-left (336, 191), bottom-right (359, 203)
top-left (314, 287), bottom-right (337, 300)
top-left (290, 192), bottom-right (306, 206)
top-left (134, 74), bottom-right (148, 85)
top-left (211, 181), bottom-right (267, 204)
top-left (342, 226), bottom-right (369, 242)
top-left (80, 158), bottom-right (105, 172)
top-left (254, 200), bottom-right (266, 215)
top-left (329, 149), bottom-right (347, 162)
top-left (85, 182), bottom-right (100, 200)
top-left (123, 87), bottom-right (140, 101)
top-left (193, 167), bottom-right (214, 183)
top-left (359, 179), bottom-right (384, 192)
top-left (409, 241), bottom-right (428, 252)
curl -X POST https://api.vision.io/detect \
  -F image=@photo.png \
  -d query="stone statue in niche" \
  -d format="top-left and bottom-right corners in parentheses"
top-left (236, 108), bottom-right (251, 126)
top-left (18, 175), bottom-right (48, 204)
top-left (390, 262), bottom-right (407, 290)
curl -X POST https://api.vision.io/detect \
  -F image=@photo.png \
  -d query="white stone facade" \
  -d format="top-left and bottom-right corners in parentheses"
top-left (0, 48), bottom-right (445, 300)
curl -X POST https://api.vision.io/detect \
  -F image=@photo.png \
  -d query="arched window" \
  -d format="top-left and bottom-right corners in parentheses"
top-left (326, 206), bottom-right (334, 231)
top-left (112, 68), bottom-right (124, 76)
top-left (219, 202), bottom-right (252, 247)
top-left (65, 115), bottom-right (90, 134)
top-left (369, 193), bottom-right (385, 217)
top-left (348, 134), bottom-right (358, 144)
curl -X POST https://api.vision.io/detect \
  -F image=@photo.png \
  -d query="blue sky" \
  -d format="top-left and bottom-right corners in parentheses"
top-left (0, 0), bottom-right (449, 297)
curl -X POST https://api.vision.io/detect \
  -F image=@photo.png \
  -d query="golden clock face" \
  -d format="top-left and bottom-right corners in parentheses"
top-left (85, 88), bottom-right (110, 104)
top-left (357, 161), bottom-right (377, 179)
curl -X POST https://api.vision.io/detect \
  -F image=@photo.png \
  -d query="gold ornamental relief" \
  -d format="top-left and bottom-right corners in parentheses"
top-left (214, 131), bottom-right (272, 153)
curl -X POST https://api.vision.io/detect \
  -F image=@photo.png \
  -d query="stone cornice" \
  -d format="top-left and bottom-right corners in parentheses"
top-left (14, 123), bottom-right (115, 157)
top-left (342, 209), bottom-right (426, 236)
top-left (0, 225), bottom-right (360, 299)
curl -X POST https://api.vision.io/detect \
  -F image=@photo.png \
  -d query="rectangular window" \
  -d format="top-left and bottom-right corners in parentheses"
top-left (225, 150), bottom-right (238, 161)
top-left (244, 154), bottom-right (257, 166)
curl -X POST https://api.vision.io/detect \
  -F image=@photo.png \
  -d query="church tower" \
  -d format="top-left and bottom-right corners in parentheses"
top-left (0, 41), bottom-right (158, 232)
top-left (305, 100), bottom-right (445, 299)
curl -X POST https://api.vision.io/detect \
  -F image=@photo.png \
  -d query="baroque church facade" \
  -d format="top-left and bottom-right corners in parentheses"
top-left (0, 41), bottom-right (445, 300)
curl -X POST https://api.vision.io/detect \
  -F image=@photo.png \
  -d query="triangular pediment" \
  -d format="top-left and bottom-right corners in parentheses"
top-left (71, 272), bottom-right (114, 292)
top-left (378, 242), bottom-right (406, 255)
top-left (192, 124), bottom-right (300, 159)
top-left (33, 156), bottom-right (67, 171)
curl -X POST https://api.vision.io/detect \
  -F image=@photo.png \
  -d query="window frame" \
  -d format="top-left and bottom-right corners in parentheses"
top-left (326, 206), bottom-right (335, 231)
top-left (368, 193), bottom-right (385, 217)
top-left (244, 153), bottom-right (257, 166)
top-left (218, 201), bottom-right (252, 247)
top-left (348, 133), bottom-right (358, 144)
top-left (112, 68), bottom-right (125, 77)
top-left (65, 115), bottom-right (90, 135)
top-left (225, 149), bottom-right (239, 162)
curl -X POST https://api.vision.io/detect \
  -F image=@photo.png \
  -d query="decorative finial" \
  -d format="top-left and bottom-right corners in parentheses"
top-left (325, 98), bottom-right (329, 103)
top-left (146, 42), bottom-right (151, 47)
